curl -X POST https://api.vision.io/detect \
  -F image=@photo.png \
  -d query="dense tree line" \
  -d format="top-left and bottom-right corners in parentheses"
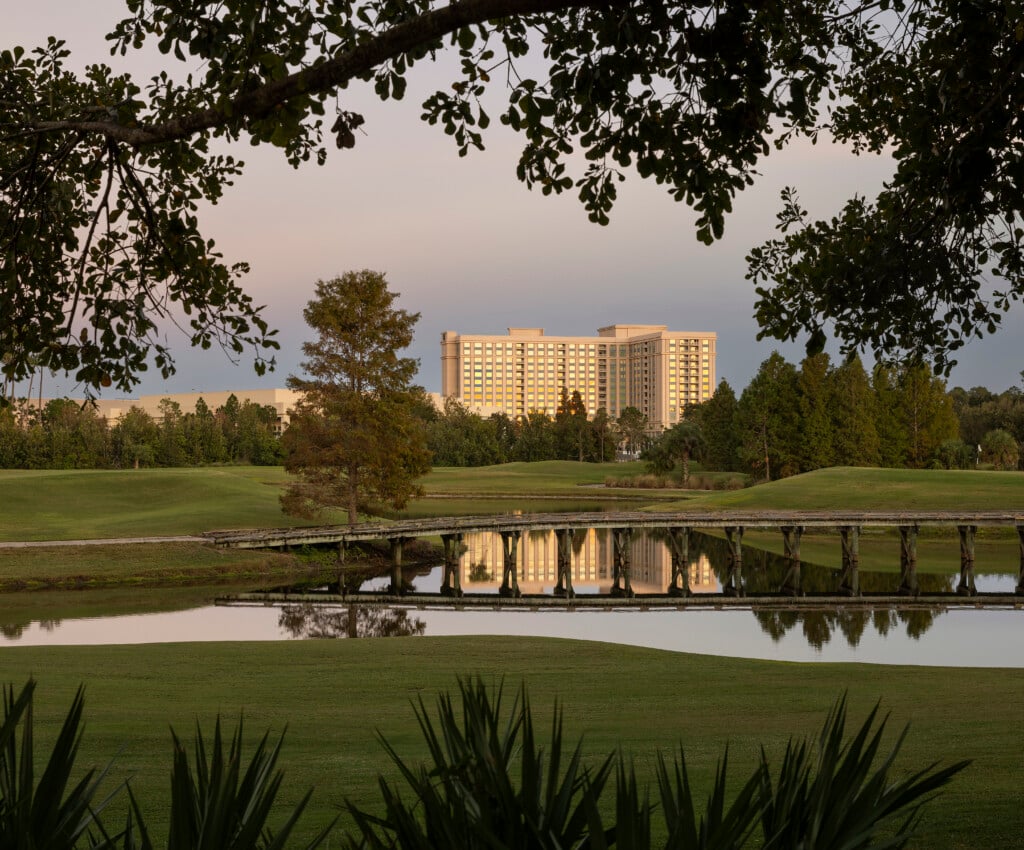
top-left (678, 353), bottom-right (1022, 480)
top-left (424, 391), bottom-right (627, 466)
top-left (0, 394), bottom-right (281, 469)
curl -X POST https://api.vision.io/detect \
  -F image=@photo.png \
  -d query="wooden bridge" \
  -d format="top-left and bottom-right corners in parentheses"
top-left (206, 510), bottom-right (1024, 600)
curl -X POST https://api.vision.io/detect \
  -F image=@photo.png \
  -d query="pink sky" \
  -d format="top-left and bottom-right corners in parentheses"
top-left (8, 2), bottom-right (1024, 399)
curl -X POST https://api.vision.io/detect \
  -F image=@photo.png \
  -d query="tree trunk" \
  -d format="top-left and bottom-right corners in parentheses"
top-left (762, 425), bottom-right (771, 481)
top-left (347, 465), bottom-right (359, 525)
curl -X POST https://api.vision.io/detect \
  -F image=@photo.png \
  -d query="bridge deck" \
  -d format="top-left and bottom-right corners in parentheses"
top-left (206, 510), bottom-right (1024, 549)
top-left (217, 590), bottom-right (1024, 610)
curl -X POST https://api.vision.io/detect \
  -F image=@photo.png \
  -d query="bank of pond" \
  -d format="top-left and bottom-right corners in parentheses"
top-left (3, 528), bottom-right (1020, 667)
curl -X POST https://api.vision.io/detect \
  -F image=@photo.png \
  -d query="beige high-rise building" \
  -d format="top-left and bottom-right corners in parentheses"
top-left (441, 325), bottom-right (716, 430)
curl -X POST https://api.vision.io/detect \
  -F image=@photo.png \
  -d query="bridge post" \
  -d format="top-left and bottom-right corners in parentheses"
top-left (780, 525), bottom-right (804, 596)
top-left (499, 531), bottom-right (521, 597)
top-left (1017, 526), bottom-right (1024, 596)
top-left (723, 526), bottom-right (744, 597)
top-left (554, 529), bottom-right (575, 598)
top-left (611, 527), bottom-right (634, 597)
top-left (837, 526), bottom-right (860, 596)
top-left (957, 525), bottom-right (977, 596)
top-left (898, 525), bottom-right (919, 596)
top-left (440, 533), bottom-right (464, 597)
top-left (667, 527), bottom-right (691, 596)
top-left (335, 540), bottom-right (348, 596)
top-left (388, 536), bottom-right (413, 596)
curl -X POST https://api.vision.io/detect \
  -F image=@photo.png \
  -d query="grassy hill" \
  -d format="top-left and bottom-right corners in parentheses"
top-left (661, 466), bottom-right (1024, 512)
top-left (3, 464), bottom-right (1023, 542)
top-left (0, 467), bottom-right (321, 541)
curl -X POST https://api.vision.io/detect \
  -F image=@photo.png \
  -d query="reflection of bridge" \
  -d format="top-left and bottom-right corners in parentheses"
top-left (207, 510), bottom-right (1024, 600)
top-left (458, 530), bottom-right (718, 595)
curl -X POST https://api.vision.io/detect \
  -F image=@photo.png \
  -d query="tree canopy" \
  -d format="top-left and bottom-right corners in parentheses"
top-left (281, 271), bottom-right (431, 524)
top-left (2, 0), bottom-right (1022, 392)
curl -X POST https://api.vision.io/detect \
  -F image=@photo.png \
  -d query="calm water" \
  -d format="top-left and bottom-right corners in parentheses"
top-left (3, 529), bottom-right (1021, 666)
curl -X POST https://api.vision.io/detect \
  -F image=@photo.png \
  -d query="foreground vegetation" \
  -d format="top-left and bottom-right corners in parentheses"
top-left (2, 675), bottom-right (969, 849)
top-left (2, 638), bottom-right (1019, 849)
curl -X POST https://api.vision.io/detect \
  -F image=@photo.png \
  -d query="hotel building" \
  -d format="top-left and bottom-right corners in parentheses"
top-left (25, 388), bottom-right (302, 435)
top-left (441, 325), bottom-right (716, 430)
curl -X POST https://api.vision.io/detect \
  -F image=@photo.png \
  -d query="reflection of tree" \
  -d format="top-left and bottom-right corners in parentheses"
top-left (898, 609), bottom-right (937, 640)
top-left (0, 618), bottom-right (62, 640)
top-left (693, 531), bottom-right (960, 597)
top-left (1, 622), bottom-right (28, 639)
top-left (751, 605), bottom-right (939, 648)
top-left (752, 610), bottom-right (799, 642)
top-left (801, 612), bottom-right (832, 650)
top-left (836, 609), bottom-right (869, 648)
top-left (469, 562), bottom-right (492, 583)
top-left (278, 604), bottom-right (425, 639)
top-left (873, 608), bottom-right (897, 636)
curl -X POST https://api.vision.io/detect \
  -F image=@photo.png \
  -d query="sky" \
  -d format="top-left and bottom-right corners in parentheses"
top-left (8, 1), bottom-right (1024, 400)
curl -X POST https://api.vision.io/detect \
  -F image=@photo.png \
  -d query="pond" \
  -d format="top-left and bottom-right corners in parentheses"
top-left (2, 530), bottom-right (1021, 667)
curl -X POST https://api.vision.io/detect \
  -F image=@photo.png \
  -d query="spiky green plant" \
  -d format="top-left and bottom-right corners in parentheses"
top-left (346, 679), bottom-right (969, 850)
top-left (1, 679), bottom-right (330, 850)
top-left (344, 677), bottom-right (612, 849)
top-left (124, 717), bottom-right (333, 850)
top-left (0, 679), bottom-right (120, 849)
top-left (653, 750), bottom-right (762, 850)
top-left (758, 696), bottom-right (971, 850)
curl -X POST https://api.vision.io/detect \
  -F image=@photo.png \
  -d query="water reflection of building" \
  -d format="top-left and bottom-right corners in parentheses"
top-left (460, 529), bottom-right (718, 594)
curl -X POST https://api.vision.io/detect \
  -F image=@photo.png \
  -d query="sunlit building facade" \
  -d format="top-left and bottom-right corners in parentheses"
top-left (441, 325), bottom-right (716, 430)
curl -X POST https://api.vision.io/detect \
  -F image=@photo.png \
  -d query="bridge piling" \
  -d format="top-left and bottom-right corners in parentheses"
top-left (667, 527), bottom-right (691, 596)
top-left (780, 525), bottom-right (804, 596)
top-left (388, 537), bottom-right (414, 596)
top-left (1017, 526), bottom-right (1024, 596)
top-left (898, 525), bottom-right (919, 597)
top-left (554, 529), bottom-right (575, 598)
top-left (957, 525), bottom-right (977, 596)
top-left (723, 526), bottom-right (744, 597)
top-left (838, 526), bottom-right (860, 596)
top-left (440, 533), bottom-right (464, 597)
top-left (499, 531), bottom-right (521, 597)
top-left (611, 527), bottom-right (634, 597)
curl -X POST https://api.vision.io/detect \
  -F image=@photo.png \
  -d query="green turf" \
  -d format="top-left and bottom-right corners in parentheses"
top-left (1, 638), bottom-right (1018, 849)
top-left (421, 460), bottom-right (670, 494)
top-left (0, 543), bottom-right (312, 591)
top-left (0, 467), bottom-right (335, 541)
top-left (664, 466), bottom-right (1024, 512)
top-left (7, 465), bottom-right (1023, 545)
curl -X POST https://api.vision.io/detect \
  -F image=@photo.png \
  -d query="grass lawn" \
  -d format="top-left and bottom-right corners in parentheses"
top-left (0, 467), bottom-right (334, 541)
top-left (1, 637), bottom-right (1019, 849)
top-left (421, 460), bottom-right (665, 494)
top-left (664, 466), bottom-right (1024, 512)
top-left (0, 542), bottom-right (310, 591)
top-left (5, 465), bottom-right (1024, 544)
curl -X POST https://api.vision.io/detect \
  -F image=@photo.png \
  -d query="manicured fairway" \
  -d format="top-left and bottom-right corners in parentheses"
top-left (0, 467), bottom-right (324, 541)
top-left (0, 542), bottom-right (307, 590)
top-left (2, 637), bottom-right (1020, 849)
top-left (421, 460), bottom-right (653, 494)
top-left (5, 465), bottom-right (1024, 544)
top-left (669, 466), bottom-right (1024, 512)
